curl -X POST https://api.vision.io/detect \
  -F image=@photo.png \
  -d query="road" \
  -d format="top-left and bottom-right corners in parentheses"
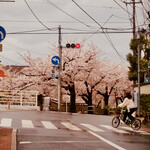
top-left (0, 110), bottom-right (150, 150)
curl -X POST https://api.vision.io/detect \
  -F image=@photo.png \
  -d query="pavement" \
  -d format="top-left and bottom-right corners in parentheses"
top-left (0, 128), bottom-right (16, 150)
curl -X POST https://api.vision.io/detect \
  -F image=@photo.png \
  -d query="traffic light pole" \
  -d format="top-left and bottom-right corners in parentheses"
top-left (137, 42), bottom-right (140, 116)
top-left (58, 25), bottom-right (62, 111)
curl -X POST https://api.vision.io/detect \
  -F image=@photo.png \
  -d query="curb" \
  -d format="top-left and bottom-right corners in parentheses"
top-left (11, 129), bottom-right (17, 150)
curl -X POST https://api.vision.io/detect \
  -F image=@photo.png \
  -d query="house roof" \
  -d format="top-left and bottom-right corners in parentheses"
top-left (3, 65), bottom-right (29, 73)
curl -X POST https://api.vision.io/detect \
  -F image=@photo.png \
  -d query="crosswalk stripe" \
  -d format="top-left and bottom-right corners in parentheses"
top-left (120, 126), bottom-right (150, 135)
top-left (0, 117), bottom-right (149, 135)
top-left (22, 120), bottom-right (34, 128)
top-left (0, 118), bottom-right (12, 127)
top-left (41, 121), bottom-right (57, 129)
top-left (100, 125), bottom-right (129, 134)
top-left (61, 122), bottom-right (81, 131)
top-left (81, 123), bottom-right (104, 132)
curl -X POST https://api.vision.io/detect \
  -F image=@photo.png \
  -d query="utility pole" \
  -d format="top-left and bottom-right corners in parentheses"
top-left (137, 43), bottom-right (140, 116)
top-left (124, 0), bottom-right (141, 38)
top-left (133, 0), bottom-right (136, 38)
top-left (58, 25), bottom-right (62, 111)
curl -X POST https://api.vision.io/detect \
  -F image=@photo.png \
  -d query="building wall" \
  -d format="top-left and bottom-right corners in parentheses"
top-left (134, 84), bottom-right (150, 94)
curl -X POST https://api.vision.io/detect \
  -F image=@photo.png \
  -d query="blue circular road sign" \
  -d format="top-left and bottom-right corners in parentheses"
top-left (51, 56), bottom-right (61, 65)
top-left (65, 87), bottom-right (69, 90)
top-left (0, 26), bottom-right (6, 42)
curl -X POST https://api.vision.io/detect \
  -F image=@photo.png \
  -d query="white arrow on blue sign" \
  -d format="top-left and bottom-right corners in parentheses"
top-left (0, 26), bottom-right (6, 42)
top-left (51, 56), bottom-right (61, 65)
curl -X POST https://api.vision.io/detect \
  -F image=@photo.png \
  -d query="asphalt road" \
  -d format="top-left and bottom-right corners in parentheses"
top-left (0, 110), bottom-right (150, 150)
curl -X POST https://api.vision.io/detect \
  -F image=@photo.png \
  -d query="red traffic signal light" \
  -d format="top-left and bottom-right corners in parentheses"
top-left (66, 43), bottom-right (80, 48)
top-left (75, 43), bottom-right (80, 48)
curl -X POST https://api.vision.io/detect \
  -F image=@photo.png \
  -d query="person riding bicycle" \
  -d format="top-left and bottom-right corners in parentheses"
top-left (118, 92), bottom-right (137, 123)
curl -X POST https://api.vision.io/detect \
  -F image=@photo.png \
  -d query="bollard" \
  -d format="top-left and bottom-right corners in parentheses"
top-left (8, 100), bottom-right (10, 110)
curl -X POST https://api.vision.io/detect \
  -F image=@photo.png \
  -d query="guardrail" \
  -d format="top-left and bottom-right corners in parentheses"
top-left (0, 90), bottom-right (39, 106)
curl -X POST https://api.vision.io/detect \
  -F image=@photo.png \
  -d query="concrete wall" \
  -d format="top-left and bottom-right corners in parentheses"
top-left (134, 84), bottom-right (150, 94)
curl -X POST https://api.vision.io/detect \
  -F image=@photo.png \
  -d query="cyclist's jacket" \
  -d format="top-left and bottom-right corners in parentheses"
top-left (118, 98), bottom-right (135, 112)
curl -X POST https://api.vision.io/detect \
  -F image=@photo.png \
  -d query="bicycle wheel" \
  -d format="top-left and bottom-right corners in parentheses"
top-left (131, 119), bottom-right (141, 130)
top-left (112, 116), bottom-right (120, 128)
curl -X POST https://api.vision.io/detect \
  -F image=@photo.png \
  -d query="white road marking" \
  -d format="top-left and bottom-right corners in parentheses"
top-left (0, 118), bottom-right (12, 127)
top-left (100, 125), bottom-right (129, 134)
top-left (19, 140), bottom-right (100, 144)
top-left (41, 121), bottom-right (57, 129)
top-left (88, 131), bottom-right (126, 150)
top-left (22, 120), bottom-right (34, 128)
top-left (20, 141), bottom-right (32, 144)
top-left (120, 126), bottom-right (150, 135)
top-left (81, 123), bottom-right (104, 132)
top-left (61, 122), bottom-right (81, 131)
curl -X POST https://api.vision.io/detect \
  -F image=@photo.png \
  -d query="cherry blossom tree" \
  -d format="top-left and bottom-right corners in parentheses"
top-left (0, 41), bottom-right (133, 114)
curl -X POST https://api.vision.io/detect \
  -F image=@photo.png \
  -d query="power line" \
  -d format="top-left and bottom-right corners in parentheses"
top-left (72, 0), bottom-right (126, 62)
top-left (72, 0), bottom-right (103, 30)
top-left (45, 0), bottom-right (92, 29)
top-left (114, 0), bottom-right (133, 16)
top-left (0, 20), bottom-right (133, 24)
top-left (0, 55), bottom-right (23, 65)
top-left (7, 31), bottom-right (132, 35)
top-left (24, 0), bottom-right (52, 31)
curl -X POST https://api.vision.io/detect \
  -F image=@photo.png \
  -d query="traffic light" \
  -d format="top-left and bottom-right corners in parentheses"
top-left (51, 69), bottom-right (55, 78)
top-left (66, 43), bottom-right (80, 49)
top-left (144, 73), bottom-right (149, 83)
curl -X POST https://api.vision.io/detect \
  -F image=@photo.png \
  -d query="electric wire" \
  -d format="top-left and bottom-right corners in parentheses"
top-left (114, 0), bottom-right (133, 16)
top-left (125, 3), bottom-right (133, 28)
top-left (24, 0), bottom-right (52, 31)
top-left (0, 55), bottom-right (23, 65)
top-left (72, 0), bottom-right (126, 62)
top-left (7, 31), bottom-right (132, 35)
top-left (45, 0), bottom-right (92, 29)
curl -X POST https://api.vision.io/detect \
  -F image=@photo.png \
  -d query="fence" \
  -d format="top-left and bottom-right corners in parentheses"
top-left (50, 99), bottom-right (103, 114)
top-left (0, 90), bottom-right (39, 107)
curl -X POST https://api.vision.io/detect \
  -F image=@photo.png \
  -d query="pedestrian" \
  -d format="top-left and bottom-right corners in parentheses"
top-left (118, 92), bottom-right (137, 122)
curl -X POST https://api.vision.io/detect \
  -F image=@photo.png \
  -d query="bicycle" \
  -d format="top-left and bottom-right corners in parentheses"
top-left (112, 108), bottom-right (141, 130)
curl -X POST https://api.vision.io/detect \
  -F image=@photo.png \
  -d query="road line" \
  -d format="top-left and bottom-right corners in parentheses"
top-left (0, 118), bottom-right (12, 127)
top-left (81, 123), bottom-right (104, 132)
top-left (19, 140), bottom-right (101, 144)
top-left (88, 131), bottom-right (126, 150)
top-left (100, 125), bottom-right (129, 134)
top-left (22, 120), bottom-right (34, 128)
top-left (120, 126), bottom-right (150, 135)
top-left (11, 129), bottom-right (17, 150)
top-left (61, 122), bottom-right (81, 131)
top-left (120, 126), bottom-right (145, 133)
top-left (20, 141), bottom-right (32, 144)
top-left (41, 121), bottom-right (57, 129)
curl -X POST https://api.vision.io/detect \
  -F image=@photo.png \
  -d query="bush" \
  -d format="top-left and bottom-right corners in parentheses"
top-left (103, 106), bottom-right (109, 115)
top-left (140, 94), bottom-right (150, 124)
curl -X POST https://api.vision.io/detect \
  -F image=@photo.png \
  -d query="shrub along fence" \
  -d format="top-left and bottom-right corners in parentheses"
top-left (140, 94), bottom-right (150, 124)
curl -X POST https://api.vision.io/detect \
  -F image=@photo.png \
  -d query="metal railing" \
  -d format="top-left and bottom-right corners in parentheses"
top-left (0, 90), bottom-right (39, 106)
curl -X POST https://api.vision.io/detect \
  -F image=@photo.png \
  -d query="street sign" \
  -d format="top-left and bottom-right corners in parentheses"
top-left (65, 87), bottom-right (69, 90)
top-left (0, 26), bottom-right (6, 42)
top-left (51, 56), bottom-right (61, 65)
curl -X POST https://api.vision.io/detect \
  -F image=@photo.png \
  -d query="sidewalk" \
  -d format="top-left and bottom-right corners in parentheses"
top-left (0, 128), bottom-right (16, 150)
top-left (0, 128), bottom-right (12, 150)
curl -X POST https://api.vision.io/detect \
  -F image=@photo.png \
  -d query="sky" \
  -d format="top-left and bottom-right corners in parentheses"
top-left (0, 0), bottom-right (149, 66)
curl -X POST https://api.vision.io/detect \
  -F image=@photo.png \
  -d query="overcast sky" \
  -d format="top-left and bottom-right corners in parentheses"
top-left (0, 0), bottom-right (149, 66)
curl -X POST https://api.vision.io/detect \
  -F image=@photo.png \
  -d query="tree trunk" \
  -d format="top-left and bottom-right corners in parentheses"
top-left (104, 86), bottom-right (109, 106)
top-left (69, 84), bottom-right (76, 113)
top-left (104, 95), bottom-right (109, 106)
top-left (88, 93), bottom-right (94, 114)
